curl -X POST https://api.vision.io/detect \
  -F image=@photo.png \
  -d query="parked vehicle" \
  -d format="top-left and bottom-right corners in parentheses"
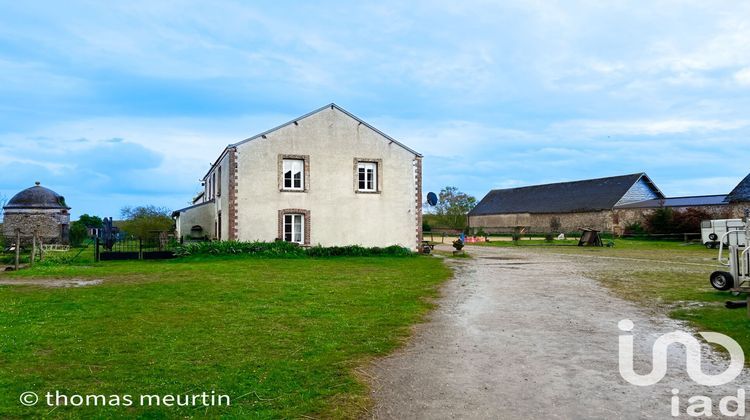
top-left (701, 219), bottom-right (745, 249)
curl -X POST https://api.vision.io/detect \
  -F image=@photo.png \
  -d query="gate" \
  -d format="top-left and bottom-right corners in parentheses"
top-left (95, 232), bottom-right (176, 261)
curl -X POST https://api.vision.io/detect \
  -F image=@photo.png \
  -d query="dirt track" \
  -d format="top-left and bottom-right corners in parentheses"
top-left (369, 246), bottom-right (749, 419)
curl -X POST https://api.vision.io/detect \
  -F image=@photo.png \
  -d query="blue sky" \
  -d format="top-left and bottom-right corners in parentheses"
top-left (2, 1), bottom-right (750, 218)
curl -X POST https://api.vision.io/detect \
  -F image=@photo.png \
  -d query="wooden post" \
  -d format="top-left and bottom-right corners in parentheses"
top-left (38, 238), bottom-right (44, 262)
top-left (30, 234), bottom-right (36, 267)
top-left (14, 230), bottom-right (20, 271)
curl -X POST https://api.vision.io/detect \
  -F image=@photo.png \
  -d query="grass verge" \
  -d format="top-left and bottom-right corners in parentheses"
top-left (0, 255), bottom-right (451, 418)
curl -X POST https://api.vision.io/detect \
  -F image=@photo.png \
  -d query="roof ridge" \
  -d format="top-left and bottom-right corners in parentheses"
top-left (229, 103), bottom-right (422, 157)
top-left (488, 173), bottom-right (645, 193)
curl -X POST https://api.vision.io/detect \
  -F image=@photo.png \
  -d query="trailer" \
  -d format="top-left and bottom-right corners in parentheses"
top-left (701, 219), bottom-right (744, 249)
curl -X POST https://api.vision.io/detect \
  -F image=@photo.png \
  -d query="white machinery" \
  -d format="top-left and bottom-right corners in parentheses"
top-left (709, 219), bottom-right (750, 291)
top-left (701, 219), bottom-right (744, 249)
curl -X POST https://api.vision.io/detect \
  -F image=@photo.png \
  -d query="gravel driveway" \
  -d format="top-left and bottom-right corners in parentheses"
top-left (369, 246), bottom-right (749, 419)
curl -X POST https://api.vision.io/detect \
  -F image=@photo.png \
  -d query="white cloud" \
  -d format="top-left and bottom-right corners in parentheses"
top-left (735, 68), bottom-right (750, 86)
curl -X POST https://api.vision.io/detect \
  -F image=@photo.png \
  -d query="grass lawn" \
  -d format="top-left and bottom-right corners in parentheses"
top-left (470, 239), bottom-right (750, 357)
top-left (0, 255), bottom-right (451, 418)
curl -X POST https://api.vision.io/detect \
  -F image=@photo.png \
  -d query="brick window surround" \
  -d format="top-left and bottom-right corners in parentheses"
top-left (353, 158), bottom-right (383, 194)
top-left (278, 154), bottom-right (310, 192)
top-left (277, 209), bottom-right (311, 245)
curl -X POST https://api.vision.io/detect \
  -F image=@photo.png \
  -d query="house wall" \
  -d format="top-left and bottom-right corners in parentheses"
top-left (469, 211), bottom-right (613, 233)
top-left (200, 152), bottom-right (232, 240)
top-left (175, 203), bottom-right (216, 240)
top-left (233, 107), bottom-right (420, 249)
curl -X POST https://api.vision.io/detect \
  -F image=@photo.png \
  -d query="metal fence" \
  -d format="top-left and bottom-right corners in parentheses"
top-left (95, 232), bottom-right (176, 261)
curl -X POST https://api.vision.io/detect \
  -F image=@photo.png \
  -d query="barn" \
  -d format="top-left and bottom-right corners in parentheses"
top-left (468, 173), bottom-right (749, 235)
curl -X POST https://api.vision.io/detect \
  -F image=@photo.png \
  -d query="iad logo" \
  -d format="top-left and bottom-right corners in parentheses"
top-left (618, 319), bottom-right (744, 387)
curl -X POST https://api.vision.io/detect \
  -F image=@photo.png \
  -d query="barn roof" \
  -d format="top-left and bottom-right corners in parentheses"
top-left (725, 173), bottom-right (750, 203)
top-left (614, 194), bottom-right (728, 209)
top-left (469, 173), bottom-right (661, 215)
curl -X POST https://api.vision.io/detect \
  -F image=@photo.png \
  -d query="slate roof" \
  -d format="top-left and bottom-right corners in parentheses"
top-left (469, 173), bottom-right (658, 215)
top-left (615, 194), bottom-right (728, 209)
top-left (726, 173), bottom-right (750, 203)
top-left (3, 182), bottom-right (70, 210)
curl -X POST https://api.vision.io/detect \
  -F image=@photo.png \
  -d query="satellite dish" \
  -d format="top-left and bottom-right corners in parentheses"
top-left (426, 192), bottom-right (438, 206)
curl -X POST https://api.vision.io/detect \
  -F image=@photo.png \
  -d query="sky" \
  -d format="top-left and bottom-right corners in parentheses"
top-left (1, 1), bottom-right (750, 218)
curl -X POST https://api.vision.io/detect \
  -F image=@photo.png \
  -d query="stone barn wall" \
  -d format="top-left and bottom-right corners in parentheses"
top-left (469, 210), bottom-right (613, 233)
top-left (613, 203), bottom-right (748, 234)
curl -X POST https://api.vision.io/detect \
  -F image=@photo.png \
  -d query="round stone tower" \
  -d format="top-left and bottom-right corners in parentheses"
top-left (2, 182), bottom-right (71, 244)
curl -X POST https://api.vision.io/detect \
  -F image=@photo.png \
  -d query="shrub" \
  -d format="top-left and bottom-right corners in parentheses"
top-left (544, 233), bottom-right (554, 242)
top-left (173, 241), bottom-right (414, 258)
top-left (644, 207), bottom-right (676, 234)
top-left (624, 222), bottom-right (646, 235)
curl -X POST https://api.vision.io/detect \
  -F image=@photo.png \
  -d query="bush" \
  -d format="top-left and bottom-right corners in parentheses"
top-left (624, 222), bottom-right (646, 235)
top-left (644, 207), bottom-right (716, 234)
top-left (544, 233), bottom-right (554, 242)
top-left (173, 241), bottom-right (414, 258)
top-left (69, 221), bottom-right (88, 247)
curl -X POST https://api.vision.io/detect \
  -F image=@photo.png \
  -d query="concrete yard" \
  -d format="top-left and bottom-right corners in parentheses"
top-left (369, 245), bottom-right (749, 419)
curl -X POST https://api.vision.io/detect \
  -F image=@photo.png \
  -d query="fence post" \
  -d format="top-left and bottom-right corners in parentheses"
top-left (30, 234), bottom-right (36, 267)
top-left (95, 237), bottom-right (100, 262)
top-left (14, 230), bottom-right (20, 271)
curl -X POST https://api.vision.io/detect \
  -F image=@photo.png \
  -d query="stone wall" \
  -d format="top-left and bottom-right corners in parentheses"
top-left (469, 211), bottom-right (613, 233)
top-left (2, 209), bottom-right (70, 244)
top-left (469, 202), bottom-right (750, 236)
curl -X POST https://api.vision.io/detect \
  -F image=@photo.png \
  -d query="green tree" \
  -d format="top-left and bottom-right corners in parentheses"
top-left (69, 221), bottom-right (89, 247)
top-left (432, 186), bottom-right (477, 229)
top-left (68, 214), bottom-right (104, 246)
top-left (120, 206), bottom-right (174, 239)
top-left (78, 214), bottom-right (104, 229)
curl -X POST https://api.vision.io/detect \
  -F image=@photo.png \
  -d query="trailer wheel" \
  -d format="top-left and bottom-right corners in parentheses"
top-left (710, 271), bottom-right (734, 291)
top-left (709, 233), bottom-right (719, 241)
top-left (705, 242), bottom-right (714, 249)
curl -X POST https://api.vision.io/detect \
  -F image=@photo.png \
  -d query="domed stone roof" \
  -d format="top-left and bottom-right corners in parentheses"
top-left (3, 182), bottom-right (71, 210)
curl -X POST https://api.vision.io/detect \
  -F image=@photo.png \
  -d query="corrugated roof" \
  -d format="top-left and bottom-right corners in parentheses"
top-left (469, 173), bottom-right (660, 215)
top-left (615, 194), bottom-right (728, 209)
top-left (726, 173), bottom-right (750, 203)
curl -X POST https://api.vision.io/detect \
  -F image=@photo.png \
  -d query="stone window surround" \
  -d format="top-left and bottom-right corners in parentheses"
top-left (278, 154), bottom-right (310, 192)
top-left (277, 208), bottom-right (311, 245)
top-left (353, 158), bottom-right (383, 194)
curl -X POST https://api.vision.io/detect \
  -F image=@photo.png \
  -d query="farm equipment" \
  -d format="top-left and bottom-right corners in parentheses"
top-left (709, 219), bottom-right (748, 292)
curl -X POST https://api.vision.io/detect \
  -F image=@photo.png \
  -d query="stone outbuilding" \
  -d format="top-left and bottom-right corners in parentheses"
top-left (2, 182), bottom-right (71, 245)
top-left (469, 173), bottom-right (749, 235)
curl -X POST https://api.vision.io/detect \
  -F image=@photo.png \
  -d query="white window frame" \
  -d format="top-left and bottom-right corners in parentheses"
top-left (282, 159), bottom-right (305, 191)
top-left (357, 161), bottom-right (377, 192)
top-left (283, 213), bottom-right (304, 244)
